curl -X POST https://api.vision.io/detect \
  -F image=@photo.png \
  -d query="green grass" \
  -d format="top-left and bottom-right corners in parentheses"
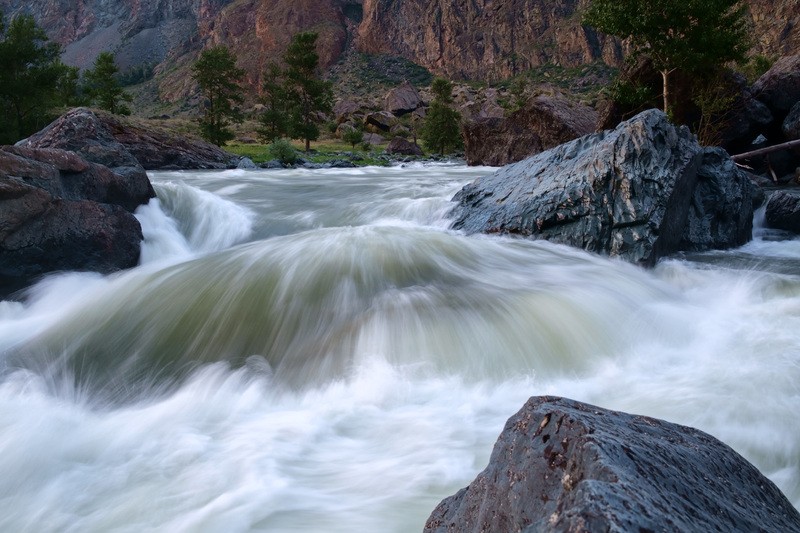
top-left (225, 139), bottom-right (394, 166)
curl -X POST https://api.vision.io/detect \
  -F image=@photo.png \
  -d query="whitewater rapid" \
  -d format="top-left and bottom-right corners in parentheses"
top-left (0, 163), bottom-right (797, 532)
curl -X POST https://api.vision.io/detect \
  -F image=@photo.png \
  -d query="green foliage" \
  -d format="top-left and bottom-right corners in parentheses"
top-left (281, 32), bottom-right (334, 152)
top-left (342, 127), bottom-right (364, 149)
top-left (267, 138), bottom-right (299, 165)
top-left (740, 55), bottom-right (774, 83)
top-left (83, 52), bottom-right (132, 115)
top-left (191, 45), bottom-right (245, 146)
top-left (692, 69), bottom-right (739, 146)
top-left (583, 0), bottom-right (750, 115)
top-left (257, 62), bottom-right (288, 143)
top-left (605, 77), bottom-right (655, 110)
top-left (0, 13), bottom-right (75, 143)
top-left (117, 63), bottom-right (155, 86)
top-left (420, 78), bottom-right (462, 155)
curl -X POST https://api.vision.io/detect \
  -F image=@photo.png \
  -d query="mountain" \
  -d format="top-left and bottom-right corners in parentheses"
top-left (0, 0), bottom-right (797, 107)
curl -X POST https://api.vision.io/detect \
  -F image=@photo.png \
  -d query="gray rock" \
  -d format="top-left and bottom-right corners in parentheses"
top-left (765, 190), bottom-right (800, 232)
top-left (783, 101), bottom-right (800, 140)
top-left (364, 111), bottom-right (398, 132)
top-left (753, 55), bottom-right (800, 116)
top-left (424, 396), bottom-right (800, 533)
top-left (450, 109), bottom-right (722, 266)
top-left (236, 157), bottom-right (257, 169)
top-left (679, 147), bottom-right (756, 251)
top-left (384, 81), bottom-right (422, 115)
top-left (261, 160), bottom-right (283, 169)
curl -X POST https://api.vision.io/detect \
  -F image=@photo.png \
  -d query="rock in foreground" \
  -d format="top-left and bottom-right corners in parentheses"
top-left (451, 110), bottom-right (755, 265)
top-left (0, 147), bottom-right (143, 297)
top-left (425, 396), bottom-right (800, 533)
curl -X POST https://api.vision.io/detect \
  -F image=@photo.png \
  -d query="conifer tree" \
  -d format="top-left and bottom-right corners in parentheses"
top-left (83, 52), bottom-right (132, 115)
top-left (420, 78), bottom-right (462, 155)
top-left (192, 45), bottom-right (245, 146)
top-left (282, 32), bottom-right (333, 152)
top-left (257, 62), bottom-right (288, 143)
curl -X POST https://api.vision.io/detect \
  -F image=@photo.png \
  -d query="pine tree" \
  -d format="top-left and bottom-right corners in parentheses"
top-left (420, 78), bottom-right (462, 155)
top-left (191, 46), bottom-right (245, 146)
top-left (0, 14), bottom-right (72, 142)
top-left (83, 52), bottom-right (132, 115)
top-left (257, 62), bottom-right (288, 143)
top-left (282, 32), bottom-right (333, 152)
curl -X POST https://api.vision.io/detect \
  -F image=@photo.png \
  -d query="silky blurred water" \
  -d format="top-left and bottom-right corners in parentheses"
top-left (0, 163), bottom-right (798, 532)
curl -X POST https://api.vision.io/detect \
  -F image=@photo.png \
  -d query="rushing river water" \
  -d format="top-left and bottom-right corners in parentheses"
top-left (0, 163), bottom-right (798, 531)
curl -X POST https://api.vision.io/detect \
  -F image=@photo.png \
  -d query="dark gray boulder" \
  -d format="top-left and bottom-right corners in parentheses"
top-left (451, 109), bottom-right (750, 266)
top-left (783, 101), bottom-right (800, 141)
top-left (765, 190), bottom-right (800, 232)
top-left (424, 396), bottom-right (800, 533)
top-left (753, 55), bottom-right (800, 118)
top-left (0, 146), bottom-right (144, 298)
top-left (679, 147), bottom-right (756, 251)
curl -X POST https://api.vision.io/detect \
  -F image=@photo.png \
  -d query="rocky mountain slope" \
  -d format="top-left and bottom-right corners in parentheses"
top-left (0, 0), bottom-right (797, 106)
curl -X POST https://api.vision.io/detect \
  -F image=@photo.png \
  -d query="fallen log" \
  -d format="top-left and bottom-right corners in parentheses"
top-left (731, 138), bottom-right (800, 162)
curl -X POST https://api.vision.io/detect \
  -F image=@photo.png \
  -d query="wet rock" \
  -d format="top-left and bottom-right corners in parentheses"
top-left (765, 190), bottom-right (800, 232)
top-left (237, 157), bottom-right (257, 169)
top-left (424, 396), bottom-right (800, 533)
top-left (384, 81), bottom-right (422, 115)
top-left (452, 109), bottom-right (749, 265)
top-left (0, 147), bottom-right (143, 297)
top-left (679, 147), bottom-right (757, 250)
top-left (462, 95), bottom-right (596, 167)
top-left (386, 137), bottom-right (423, 156)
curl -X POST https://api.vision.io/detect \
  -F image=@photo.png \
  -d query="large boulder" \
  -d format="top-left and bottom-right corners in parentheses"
top-left (21, 108), bottom-right (237, 170)
top-left (462, 95), bottom-right (597, 167)
top-left (425, 396), bottom-right (800, 533)
top-left (783, 101), bottom-right (800, 140)
top-left (385, 137), bottom-right (423, 156)
top-left (765, 190), bottom-right (800, 232)
top-left (753, 55), bottom-right (800, 119)
top-left (450, 109), bottom-right (754, 266)
top-left (384, 82), bottom-right (422, 115)
top-left (0, 147), bottom-right (143, 297)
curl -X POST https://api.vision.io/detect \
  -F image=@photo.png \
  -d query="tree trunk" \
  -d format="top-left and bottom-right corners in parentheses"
top-left (661, 69), bottom-right (670, 117)
top-left (305, 138), bottom-right (310, 152)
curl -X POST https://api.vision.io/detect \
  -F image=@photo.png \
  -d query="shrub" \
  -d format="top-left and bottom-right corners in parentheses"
top-left (267, 138), bottom-right (298, 165)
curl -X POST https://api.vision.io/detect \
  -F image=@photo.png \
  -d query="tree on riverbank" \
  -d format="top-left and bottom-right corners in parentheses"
top-left (192, 46), bottom-right (245, 146)
top-left (83, 52), bottom-right (132, 115)
top-left (281, 32), bottom-right (333, 152)
top-left (420, 78), bottom-right (462, 155)
top-left (583, 0), bottom-right (750, 118)
top-left (0, 14), bottom-right (75, 143)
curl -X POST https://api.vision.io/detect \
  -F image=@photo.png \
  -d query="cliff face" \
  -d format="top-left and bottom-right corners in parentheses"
top-left (0, 0), bottom-right (797, 102)
top-left (357, 0), bottom-right (623, 80)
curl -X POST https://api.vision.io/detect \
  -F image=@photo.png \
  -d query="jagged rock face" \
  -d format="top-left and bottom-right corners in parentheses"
top-left (450, 110), bottom-right (755, 266)
top-left (748, 0), bottom-right (800, 59)
top-left (357, 0), bottom-right (623, 80)
top-left (424, 396), bottom-right (800, 533)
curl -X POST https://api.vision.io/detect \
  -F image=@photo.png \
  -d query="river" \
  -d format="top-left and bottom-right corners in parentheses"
top-left (0, 163), bottom-right (798, 531)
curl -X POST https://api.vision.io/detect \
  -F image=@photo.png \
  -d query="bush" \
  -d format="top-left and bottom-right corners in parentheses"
top-left (267, 138), bottom-right (299, 165)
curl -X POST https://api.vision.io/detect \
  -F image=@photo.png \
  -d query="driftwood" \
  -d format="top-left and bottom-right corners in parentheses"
top-left (731, 138), bottom-right (800, 162)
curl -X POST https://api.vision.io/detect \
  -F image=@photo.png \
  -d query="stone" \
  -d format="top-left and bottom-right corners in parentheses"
top-left (363, 132), bottom-right (386, 145)
top-left (0, 147), bottom-right (143, 298)
top-left (424, 396), bottom-right (800, 533)
top-left (385, 137), bottom-right (423, 156)
top-left (21, 107), bottom-right (237, 171)
top-left (383, 82), bottom-right (422, 115)
top-left (765, 190), bottom-right (800, 232)
top-left (333, 100), bottom-right (363, 124)
top-left (462, 95), bottom-right (597, 167)
top-left (237, 157), bottom-right (258, 169)
top-left (450, 109), bottom-right (753, 266)
top-left (679, 148), bottom-right (756, 250)
top-left (753, 55), bottom-right (800, 117)
top-left (364, 111), bottom-right (399, 132)
top-left (782, 101), bottom-right (800, 140)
